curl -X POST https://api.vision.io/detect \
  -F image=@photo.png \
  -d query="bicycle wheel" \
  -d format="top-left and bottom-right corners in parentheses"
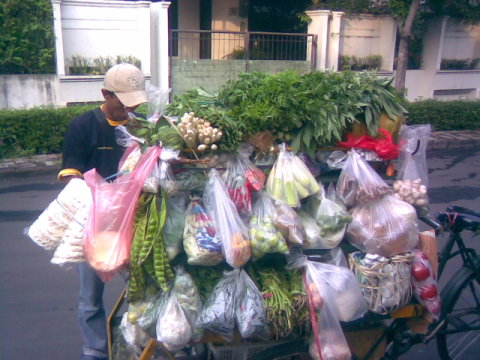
top-left (247, 340), bottom-right (361, 360)
top-left (436, 267), bottom-right (480, 360)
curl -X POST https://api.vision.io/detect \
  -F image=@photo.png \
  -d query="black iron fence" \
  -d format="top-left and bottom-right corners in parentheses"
top-left (170, 30), bottom-right (316, 65)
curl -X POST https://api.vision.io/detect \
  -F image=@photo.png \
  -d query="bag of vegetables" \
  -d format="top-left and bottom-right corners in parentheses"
top-left (163, 196), bottom-right (185, 260)
top-left (267, 143), bottom-right (320, 208)
top-left (196, 269), bottom-right (238, 341)
top-left (287, 249), bottom-right (351, 360)
top-left (274, 199), bottom-right (306, 246)
top-left (83, 146), bottom-right (162, 282)
top-left (345, 194), bottom-right (419, 258)
top-left (306, 184), bottom-right (352, 249)
top-left (223, 145), bottom-right (266, 215)
top-left (183, 198), bottom-right (223, 266)
top-left (156, 290), bottom-right (193, 351)
top-left (159, 148), bottom-right (180, 195)
top-left (411, 250), bottom-right (441, 319)
top-left (337, 150), bottom-right (391, 208)
top-left (249, 192), bottom-right (289, 259)
top-left (204, 170), bottom-right (251, 268)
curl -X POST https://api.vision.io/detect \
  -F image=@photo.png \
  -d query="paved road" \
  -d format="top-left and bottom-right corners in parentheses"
top-left (0, 147), bottom-right (479, 360)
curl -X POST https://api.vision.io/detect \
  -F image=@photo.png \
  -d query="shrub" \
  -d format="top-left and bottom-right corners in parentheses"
top-left (0, 105), bottom-right (97, 158)
top-left (405, 99), bottom-right (480, 131)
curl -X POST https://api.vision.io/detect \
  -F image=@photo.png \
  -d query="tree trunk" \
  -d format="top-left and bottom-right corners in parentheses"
top-left (395, 0), bottom-right (421, 94)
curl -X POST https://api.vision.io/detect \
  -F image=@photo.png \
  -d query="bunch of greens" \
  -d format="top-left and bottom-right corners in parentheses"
top-left (165, 70), bottom-right (406, 156)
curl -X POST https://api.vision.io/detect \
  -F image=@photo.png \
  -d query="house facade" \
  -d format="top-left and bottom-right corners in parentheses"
top-left (0, 0), bottom-right (479, 109)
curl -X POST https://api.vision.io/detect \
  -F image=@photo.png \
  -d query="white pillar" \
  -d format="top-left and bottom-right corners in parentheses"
top-left (150, 1), bottom-right (171, 89)
top-left (306, 10), bottom-right (331, 70)
top-left (328, 11), bottom-right (344, 71)
top-left (51, 0), bottom-right (65, 76)
top-left (137, 2), bottom-right (152, 77)
top-left (379, 16), bottom-right (398, 71)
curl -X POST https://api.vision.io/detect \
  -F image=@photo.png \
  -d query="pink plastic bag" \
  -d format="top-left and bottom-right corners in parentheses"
top-left (83, 146), bottom-right (162, 282)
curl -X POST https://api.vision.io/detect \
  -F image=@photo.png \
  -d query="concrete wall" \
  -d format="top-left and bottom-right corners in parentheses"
top-left (170, 59), bottom-right (311, 98)
top-left (0, 75), bottom-right (59, 109)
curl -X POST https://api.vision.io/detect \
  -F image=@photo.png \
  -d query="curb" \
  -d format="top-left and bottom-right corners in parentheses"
top-left (1, 131), bottom-right (479, 179)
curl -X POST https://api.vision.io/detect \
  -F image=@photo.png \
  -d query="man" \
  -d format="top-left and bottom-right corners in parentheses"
top-left (59, 63), bottom-right (147, 360)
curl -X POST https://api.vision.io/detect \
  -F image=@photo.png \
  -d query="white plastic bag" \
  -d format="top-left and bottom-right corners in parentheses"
top-left (203, 170), bottom-right (251, 268)
top-left (346, 194), bottom-right (419, 258)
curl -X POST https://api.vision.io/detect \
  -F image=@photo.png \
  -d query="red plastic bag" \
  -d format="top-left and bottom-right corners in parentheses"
top-left (338, 129), bottom-right (399, 160)
top-left (83, 146), bottom-right (162, 282)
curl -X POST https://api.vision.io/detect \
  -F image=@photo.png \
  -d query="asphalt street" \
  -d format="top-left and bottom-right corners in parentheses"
top-left (0, 147), bottom-right (479, 360)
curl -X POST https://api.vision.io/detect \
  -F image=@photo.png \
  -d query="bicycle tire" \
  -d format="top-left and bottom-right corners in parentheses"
top-left (247, 340), bottom-right (361, 360)
top-left (436, 265), bottom-right (480, 360)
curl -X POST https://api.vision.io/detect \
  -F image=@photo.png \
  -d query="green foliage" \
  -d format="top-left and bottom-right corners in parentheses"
top-left (0, 105), bottom-right (97, 158)
top-left (405, 99), bottom-right (480, 131)
top-left (68, 54), bottom-right (142, 75)
top-left (440, 58), bottom-right (480, 71)
top-left (0, 0), bottom-right (55, 74)
top-left (340, 54), bottom-right (383, 71)
top-left (310, 0), bottom-right (382, 14)
top-left (166, 69), bottom-right (406, 155)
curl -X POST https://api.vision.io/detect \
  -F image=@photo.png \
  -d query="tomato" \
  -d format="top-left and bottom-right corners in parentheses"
top-left (414, 250), bottom-right (429, 261)
top-left (420, 284), bottom-right (438, 300)
top-left (412, 262), bottom-right (430, 282)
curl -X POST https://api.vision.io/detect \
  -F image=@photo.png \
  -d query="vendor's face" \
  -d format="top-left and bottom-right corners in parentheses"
top-left (101, 89), bottom-right (140, 122)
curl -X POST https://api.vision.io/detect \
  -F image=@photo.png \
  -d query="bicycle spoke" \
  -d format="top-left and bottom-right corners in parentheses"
top-left (450, 333), bottom-right (480, 360)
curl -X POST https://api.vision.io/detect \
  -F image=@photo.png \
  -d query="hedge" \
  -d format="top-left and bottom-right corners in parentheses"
top-left (405, 99), bottom-right (480, 131)
top-left (0, 99), bottom-right (479, 159)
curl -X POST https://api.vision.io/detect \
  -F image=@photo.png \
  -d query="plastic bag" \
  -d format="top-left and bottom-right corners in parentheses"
top-left (326, 183), bottom-right (347, 210)
top-left (27, 178), bottom-right (91, 251)
top-left (337, 150), bottom-right (392, 207)
top-left (118, 142), bottom-right (142, 175)
top-left (142, 160), bottom-right (160, 193)
top-left (183, 198), bottom-right (223, 266)
top-left (266, 143), bottom-right (320, 208)
top-left (175, 170), bottom-right (207, 192)
top-left (236, 269), bottom-right (269, 340)
top-left (337, 128), bottom-right (399, 161)
top-left (249, 192), bottom-right (289, 258)
top-left (287, 250), bottom-right (351, 360)
top-left (115, 125), bottom-right (145, 148)
top-left (306, 184), bottom-right (352, 249)
top-left (83, 146), bottom-right (162, 282)
top-left (196, 270), bottom-right (238, 341)
top-left (159, 148), bottom-right (180, 195)
top-left (274, 199), bottom-right (306, 246)
top-left (398, 124), bottom-right (431, 187)
top-left (120, 312), bottom-right (150, 355)
top-left (204, 170), bottom-right (251, 268)
top-left (345, 194), bottom-right (419, 257)
top-left (173, 265), bottom-right (204, 342)
top-left (156, 291), bottom-right (193, 351)
top-left (298, 211), bottom-right (322, 248)
top-left (223, 145), bottom-right (266, 215)
top-left (349, 252), bottom-right (414, 314)
top-left (137, 290), bottom-right (167, 337)
top-left (411, 250), bottom-right (441, 319)
top-left (163, 197), bottom-right (185, 260)
top-left (146, 85), bottom-right (171, 123)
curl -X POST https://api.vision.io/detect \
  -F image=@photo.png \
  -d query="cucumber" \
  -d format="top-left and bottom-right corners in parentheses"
top-left (284, 181), bottom-right (298, 207)
top-left (295, 180), bottom-right (310, 199)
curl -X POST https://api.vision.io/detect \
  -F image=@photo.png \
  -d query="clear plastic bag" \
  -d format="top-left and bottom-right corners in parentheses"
top-left (173, 265), bottom-right (204, 342)
top-left (137, 290), bottom-right (167, 337)
top-left (266, 143), bottom-right (320, 208)
top-left (223, 145), bottom-right (266, 215)
top-left (83, 146), bottom-right (162, 282)
top-left (249, 192), bottom-right (289, 259)
top-left (337, 150), bottom-right (392, 207)
top-left (183, 198), bottom-right (223, 266)
top-left (27, 178), bottom-right (91, 251)
top-left (204, 170), bottom-right (251, 268)
top-left (146, 85), bottom-right (171, 123)
top-left (306, 184), bottom-right (352, 249)
top-left (163, 197), bottom-right (185, 260)
top-left (159, 148), bottom-right (180, 195)
top-left (274, 199), bottom-right (306, 246)
top-left (156, 291), bottom-right (193, 351)
top-left (118, 142), bottom-right (142, 175)
top-left (196, 270), bottom-right (238, 341)
top-left (398, 124), bottom-right (431, 187)
top-left (345, 194), bottom-right (419, 258)
top-left (142, 160), bottom-right (160, 193)
top-left (120, 312), bottom-right (150, 355)
top-left (411, 250), bottom-right (441, 319)
top-left (297, 211), bottom-right (321, 249)
top-left (236, 269), bottom-right (269, 340)
top-left (115, 125), bottom-right (145, 148)
top-left (326, 183), bottom-right (347, 210)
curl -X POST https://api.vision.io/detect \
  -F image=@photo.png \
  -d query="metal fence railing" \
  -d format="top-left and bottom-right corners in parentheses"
top-left (170, 30), bottom-right (316, 67)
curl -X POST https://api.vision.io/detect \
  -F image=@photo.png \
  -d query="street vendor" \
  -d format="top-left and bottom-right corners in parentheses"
top-left (58, 63), bottom-right (147, 360)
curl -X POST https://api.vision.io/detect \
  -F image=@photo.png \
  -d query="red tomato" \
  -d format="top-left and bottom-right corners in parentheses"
top-left (412, 262), bottom-right (430, 282)
top-left (421, 284), bottom-right (438, 300)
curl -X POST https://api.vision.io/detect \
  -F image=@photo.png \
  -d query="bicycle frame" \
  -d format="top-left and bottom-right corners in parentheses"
top-left (437, 230), bottom-right (479, 280)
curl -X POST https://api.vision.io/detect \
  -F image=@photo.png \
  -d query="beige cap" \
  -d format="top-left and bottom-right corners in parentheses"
top-left (104, 63), bottom-right (147, 107)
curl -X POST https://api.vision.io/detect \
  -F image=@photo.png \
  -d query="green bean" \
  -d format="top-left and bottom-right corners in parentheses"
top-left (138, 194), bottom-right (158, 265)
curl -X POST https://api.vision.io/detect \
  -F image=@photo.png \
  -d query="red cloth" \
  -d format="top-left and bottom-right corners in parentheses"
top-left (337, 129), bottom-right (399, 160)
